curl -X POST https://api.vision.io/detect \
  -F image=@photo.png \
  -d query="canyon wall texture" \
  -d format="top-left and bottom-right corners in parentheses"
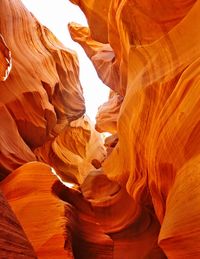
top-left (1, 0), bottom-right (200, 258)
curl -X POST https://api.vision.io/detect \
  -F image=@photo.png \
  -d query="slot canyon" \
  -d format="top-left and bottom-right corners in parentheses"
top-left (1, 0), bottom-right (200, 258)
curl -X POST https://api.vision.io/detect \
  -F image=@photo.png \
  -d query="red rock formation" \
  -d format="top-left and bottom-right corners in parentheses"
top-left (68, 23), bottom-right (119, 93)
top-left (53, 170), bottom-right (164, 259)
top-left (0, 190), bottom-right (36, 258)
top-left (95, 91), bottom-right (123, 134)
top-left (1, 0), bottom-right (200, 258)
top-left (0, 0), bottom-right (106, 257)
top-left (0, 0), bottom-right (85, 178)
top-left (0, 162), bottom-right (74, 258)
top-left (34, 115), bottom-right (106, 185)
top-left (69, 0), bottom-right (200, 258)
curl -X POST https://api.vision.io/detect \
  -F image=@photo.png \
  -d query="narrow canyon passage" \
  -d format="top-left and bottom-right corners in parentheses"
top-left (1, 0), bottom-right (200, 258)
top-left (22, 0), bottom-right (109, 122)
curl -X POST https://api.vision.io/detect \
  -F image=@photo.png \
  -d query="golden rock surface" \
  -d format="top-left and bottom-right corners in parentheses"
top-left (1, 0), bottom-right (200, 258)
top-left (0, 0), bottom-right (85, 178)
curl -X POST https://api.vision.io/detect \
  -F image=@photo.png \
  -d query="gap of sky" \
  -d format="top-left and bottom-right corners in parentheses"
top-left (21, 0), bottom-right (109, 122)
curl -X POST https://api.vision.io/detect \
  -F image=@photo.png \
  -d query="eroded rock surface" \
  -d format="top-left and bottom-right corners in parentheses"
top-left (0, 0), bottom-right (85, 178)
top-left (34, 116), bottom-right (106, 184)
top-left (0, 162), bottom-right (74, 258)
top-left (0, 190), bottom-right (37, 258)
top-left (1, 0), bottom-right (200, 258)
top-left (70, 0), bottom-right (200, 258)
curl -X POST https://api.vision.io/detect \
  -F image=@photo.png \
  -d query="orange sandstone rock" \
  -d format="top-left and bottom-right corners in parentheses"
top-left (53, 169), bottom-right (166, 258)
top-left (0, 0), bottom-right (85, 177)
top-left (95, 91), bottom-right (123, 134)
top-left (1, 0), bottom-right (200, 258)
top-left (70, 0), bottom-right (200, 258)
top-left (0, 190), bottom-right (36, 258)
top-left (69, 0), bottom-right (111, 44)
top-left (34, 115), bottom-right (106, 184)
top-left (68, 23), bottom-right (120, 93)
top-left (0, 162), bottom-right (74, 258)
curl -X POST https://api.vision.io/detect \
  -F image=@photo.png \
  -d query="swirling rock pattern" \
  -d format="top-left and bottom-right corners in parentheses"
top-left (0, 190), bottom-right (36, 258)
top-left (1, 0), bottom-right (200, 258)
top-left (68, 23), bottom-right (119, 93)
top-left (0, 0), bottom-right (85, 177)
top-left (0, 162), bottom-right (74, 258)
top-left (34, 115), bottom-right (106, 184)
top-left (95, 91), bottom-right (123, 134)
top-left (70, 0), bottom-right (200, 258)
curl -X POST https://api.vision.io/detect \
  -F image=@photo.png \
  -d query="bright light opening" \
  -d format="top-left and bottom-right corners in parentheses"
top-left (21, 0), bottom-right (109, 122)
top-left (51, 167), bottom-right (76, 188)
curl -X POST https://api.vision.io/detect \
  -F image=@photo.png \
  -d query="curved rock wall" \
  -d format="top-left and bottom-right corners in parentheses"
top-left (70, 0), bottom-right (200, 258)
top-left (1, 0), bottom-right (200, 258)
top-left (0, 0), bottom-right (85, 177)
top-left (0, 190), bottom-right (37, 258)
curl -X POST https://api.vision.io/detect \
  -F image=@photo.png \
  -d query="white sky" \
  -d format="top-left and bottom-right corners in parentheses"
top-left (21, 0), bottom-right (109, 122)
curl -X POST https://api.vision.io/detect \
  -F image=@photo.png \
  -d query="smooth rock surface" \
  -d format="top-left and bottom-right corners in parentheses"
top-left (0, 162), bottom-right (74, 258)
top-left (0, 0), bottom-right (85, 177)
top-left (1, 0), bottom-right (200, 258)
top-left (0, 190), bottom-right (37, 258)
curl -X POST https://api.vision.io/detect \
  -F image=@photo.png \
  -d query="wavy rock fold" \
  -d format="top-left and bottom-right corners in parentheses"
top-left (1, 0), bottom-right (200, 258)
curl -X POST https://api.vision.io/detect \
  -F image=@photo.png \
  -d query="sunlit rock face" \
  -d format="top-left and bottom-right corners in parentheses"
top-left (35, 115), bottom-right (106, 184)
top-left (1, 0), bottom-right (200, 258)
top-left (0, 34), bottom-right (11, 81)
top-left (70, 0), bottom-right (200, 258)
top-left (0, 0), bottom-right (85, 178)
top-left (95, 91), bottom-right (123, 134)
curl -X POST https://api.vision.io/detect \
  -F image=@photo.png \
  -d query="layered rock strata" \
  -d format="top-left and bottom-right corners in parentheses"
top-left (0, 190), bottom-right (36, 258)
top-left (1, 0), bottom-right (200, 258)
top-left (0, 0), bottom-right (85, 178)
top-left (70, 0), bottom-right (200, 258)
